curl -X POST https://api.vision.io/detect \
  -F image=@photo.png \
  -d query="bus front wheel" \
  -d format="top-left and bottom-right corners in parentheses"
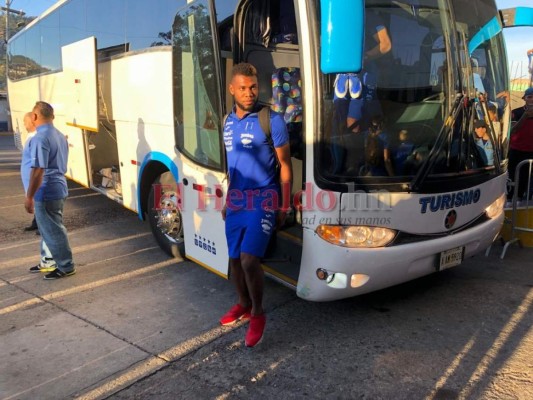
top-left (147, 180), bottom-right (185, 258)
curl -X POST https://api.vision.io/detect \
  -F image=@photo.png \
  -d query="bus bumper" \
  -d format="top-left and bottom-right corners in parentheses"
top-left (296, 212), bottom-right (504, 301)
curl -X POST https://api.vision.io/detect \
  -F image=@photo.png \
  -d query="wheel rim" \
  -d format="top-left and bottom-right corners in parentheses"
top-left (155, 190), bottom-right (183, 244)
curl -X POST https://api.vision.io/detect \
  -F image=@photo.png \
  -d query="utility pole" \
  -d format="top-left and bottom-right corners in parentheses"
top-left (1, 0), bottom-right (24, 131)
top-left (2, 0), bottom-right (25, 43)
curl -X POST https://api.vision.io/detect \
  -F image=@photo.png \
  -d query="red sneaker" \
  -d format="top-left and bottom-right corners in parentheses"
top-left (219, 304), bottom-right (252, 326)
top-left (245, 314), bottom-right (266, 347)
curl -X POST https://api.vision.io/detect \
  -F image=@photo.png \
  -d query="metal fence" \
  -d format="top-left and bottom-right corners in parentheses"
top-left (500, 159), bottom-right (533, 259)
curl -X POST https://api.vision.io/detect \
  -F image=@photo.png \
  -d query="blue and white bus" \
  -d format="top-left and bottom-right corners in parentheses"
top-left (7, 0), bottom-right (533, 301)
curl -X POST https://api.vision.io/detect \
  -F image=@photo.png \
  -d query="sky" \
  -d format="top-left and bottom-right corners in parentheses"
top-left (7, 0), bottom-right (56, 18)
top-left (495, 0), bottom-right (533, 82)
top-left (8, 0), bottom-right (533, 81)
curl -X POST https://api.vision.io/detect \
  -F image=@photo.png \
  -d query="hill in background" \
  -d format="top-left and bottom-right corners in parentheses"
top-left (0, 13), bottom-right (35, 91)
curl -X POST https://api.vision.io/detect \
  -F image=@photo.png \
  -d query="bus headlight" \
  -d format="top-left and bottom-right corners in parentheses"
top-left (485, 194), bottom-right (506, 219)
top-left (316, 225), bottom-right (396, 248)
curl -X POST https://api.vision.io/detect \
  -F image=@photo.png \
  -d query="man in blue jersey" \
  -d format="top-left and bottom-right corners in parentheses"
top-left (24, 101), bottom-right (75, 280)
top-left (473, 119), bottom-right (494, 166)
top-left (220, 63), bottom-right (292, 347)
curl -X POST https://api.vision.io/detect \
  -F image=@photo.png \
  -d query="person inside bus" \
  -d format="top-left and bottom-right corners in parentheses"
top-left (486, 103), bottom-right (505, 153)
top-left (391, 129), bottom-right (415, 176)
top-left (340, 119), bottom-right (366, 176)
top-left (473, 120), bottom-right (494, 166)
top-left (486, 103), bottom-right (500, 135)
top-left (24, 101), bottom-right (76, 280)
top-left (359, 116), bottom-right (394, 177)
top-left (508, 87), bottom-right (533, 200)
top-left (220, 63), bottom-right (292, 348)
top-left (345, 8), bottom-right (392, 133)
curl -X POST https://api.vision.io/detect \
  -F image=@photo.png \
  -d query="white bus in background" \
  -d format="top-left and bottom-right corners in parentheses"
top-left (7, 0), bottom-right (533, 301)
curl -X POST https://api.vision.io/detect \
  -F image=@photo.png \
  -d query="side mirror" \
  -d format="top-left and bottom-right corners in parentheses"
top-left (320, 0), bottom-right (364, 73)
top-left (500, 7), bottom-right (533, 28)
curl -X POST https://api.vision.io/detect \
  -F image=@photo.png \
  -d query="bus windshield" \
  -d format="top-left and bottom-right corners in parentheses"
top-left (318, 0), bottom-right (508, 190)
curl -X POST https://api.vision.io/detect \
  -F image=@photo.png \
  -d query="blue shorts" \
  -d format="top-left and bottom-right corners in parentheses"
top-left (225, 190), bottom-right (277, 259)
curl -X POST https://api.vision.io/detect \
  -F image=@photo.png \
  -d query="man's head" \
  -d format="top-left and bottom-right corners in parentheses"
top-left (474, 119), bottom-right (487, 138)
top-left (229, 63), bottom-right (259, 116)
top-left (487, 103), bottom-right (498, 121)
top-left (32, 101), bottom-right (54, 126)
top-left (369, 115), bottom-right (384, 133)
top-left (23, 112), bottom-right (36, 133)
top-left (523, 87), bottom-right (533, 107)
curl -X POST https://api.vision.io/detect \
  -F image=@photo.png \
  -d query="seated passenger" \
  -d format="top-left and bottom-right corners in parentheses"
top-left (403, 145), bottom-right (430, 175)
top-left (392, 129), bottom-right (415, 176)
top-left (473, 120), bottom-right (494, 166)
top-left (360, 116), bottom-right (394, 177)
top-left (342, 128), bottom-right (366, 176)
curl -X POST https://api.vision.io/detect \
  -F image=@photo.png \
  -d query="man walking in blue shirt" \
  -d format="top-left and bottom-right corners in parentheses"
top-left (24, 101), bottom-right (75, 280)
top-left (220, 63), bottom-right (292, 347)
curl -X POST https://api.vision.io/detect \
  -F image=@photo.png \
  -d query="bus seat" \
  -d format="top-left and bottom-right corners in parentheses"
top-left (271, 67), bottom-right (303, 158)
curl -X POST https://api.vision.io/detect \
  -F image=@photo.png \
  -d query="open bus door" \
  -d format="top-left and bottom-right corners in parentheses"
top-left (172, 0), bottom-right (229, 278)
top-left (61, 37), bottom-right (99, 188)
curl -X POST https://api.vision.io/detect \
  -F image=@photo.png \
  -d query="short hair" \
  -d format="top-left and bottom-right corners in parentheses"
top-left (474, 119), bottom-right (487, 129)
top-left (231, 63), bottom-right (258, 79)
top-left (33, 101), bottom-right (54, 120)
top-left (487, 103), bottom-right (497, 113)
top-left (369, 115), bottom-right (384, 132)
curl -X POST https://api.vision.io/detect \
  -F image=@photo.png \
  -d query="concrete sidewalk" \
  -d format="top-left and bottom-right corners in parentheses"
top-left (0, 133), bottom-right (294, 399)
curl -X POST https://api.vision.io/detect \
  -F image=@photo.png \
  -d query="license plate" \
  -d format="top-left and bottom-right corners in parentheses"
top-left (439, 246), bottom-right (464, 271)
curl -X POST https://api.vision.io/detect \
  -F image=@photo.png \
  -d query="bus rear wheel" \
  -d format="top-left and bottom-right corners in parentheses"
top-left (147, 179), bottom-right (185, 258)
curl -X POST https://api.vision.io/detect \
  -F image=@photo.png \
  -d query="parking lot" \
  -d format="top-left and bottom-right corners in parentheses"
top-left (1, 132), bottom-right (532, 400)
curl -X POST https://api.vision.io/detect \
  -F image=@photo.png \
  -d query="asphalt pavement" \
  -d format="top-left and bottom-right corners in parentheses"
top-left (1, 132), bottom-right (532, 400)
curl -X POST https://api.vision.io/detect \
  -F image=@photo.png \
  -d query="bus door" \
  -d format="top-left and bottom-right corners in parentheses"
top-left (61, 37), bottom-right (99, 187)
top-left (172, 1), bottom-right (229, 277)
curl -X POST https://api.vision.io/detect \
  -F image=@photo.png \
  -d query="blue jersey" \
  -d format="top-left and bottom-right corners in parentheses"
top-left (475, 138), bottom-right (494, 166)
top-left (224, 106), bottom-right (289, 192)
top-left (30, 123), bottom-right (69, 201)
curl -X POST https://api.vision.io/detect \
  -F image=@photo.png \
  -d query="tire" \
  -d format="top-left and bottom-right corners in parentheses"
top-left (147, 178), bottom-right (185, 258)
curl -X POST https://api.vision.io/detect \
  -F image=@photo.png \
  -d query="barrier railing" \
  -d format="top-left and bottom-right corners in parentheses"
top-left (500, 159), bottom-right (533, 259)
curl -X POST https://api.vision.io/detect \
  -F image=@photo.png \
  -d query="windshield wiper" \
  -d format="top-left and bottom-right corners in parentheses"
top-left (409, 93), bottom-right (464, 192)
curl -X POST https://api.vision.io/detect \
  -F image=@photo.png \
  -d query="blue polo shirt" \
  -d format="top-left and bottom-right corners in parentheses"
top-left (30, 123), bottom-right (69, 201)
top-left (223, 107), bottom-right (288, 192)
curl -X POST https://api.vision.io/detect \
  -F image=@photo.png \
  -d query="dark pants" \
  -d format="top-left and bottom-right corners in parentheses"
top-left (508, 149), bottom-right (533, 199)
